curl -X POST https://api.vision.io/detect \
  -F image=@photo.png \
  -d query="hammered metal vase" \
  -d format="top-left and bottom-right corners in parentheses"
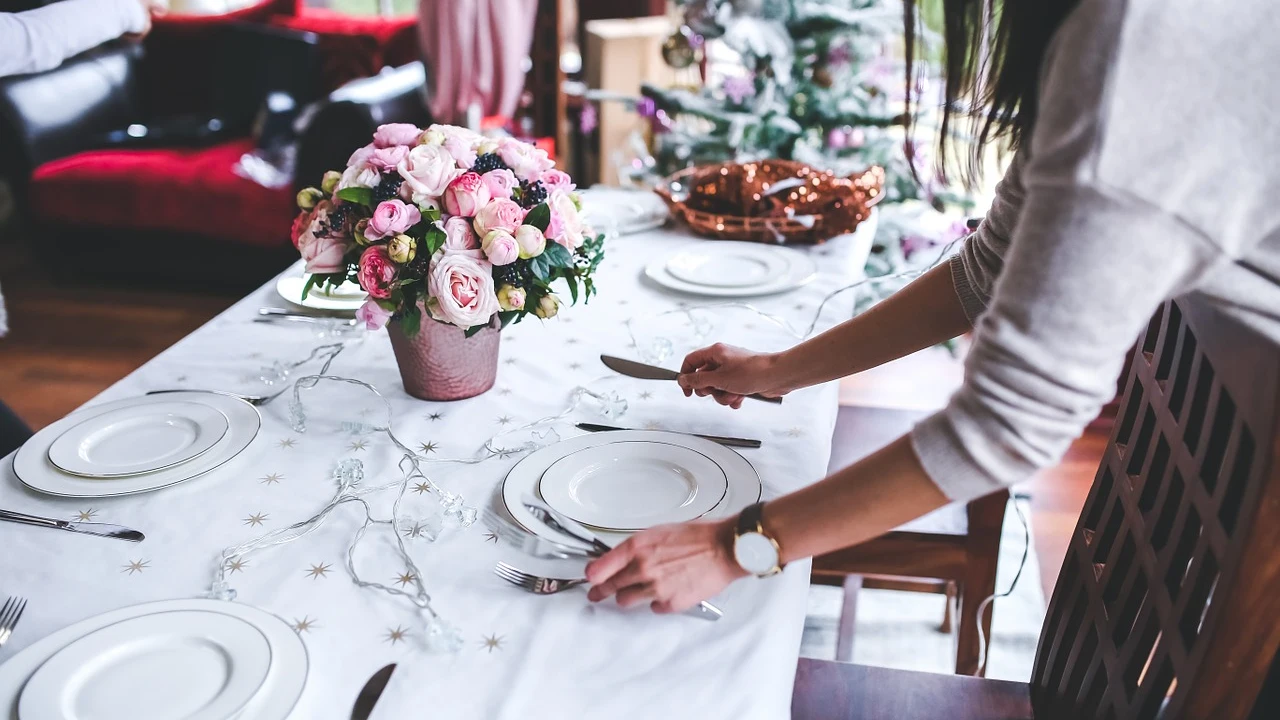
top-left (387, 317), bottom-right (501, 401)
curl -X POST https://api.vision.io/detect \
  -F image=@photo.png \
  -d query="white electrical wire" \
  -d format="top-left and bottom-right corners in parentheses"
top-left (975, 494), bottom-right (1031, 676)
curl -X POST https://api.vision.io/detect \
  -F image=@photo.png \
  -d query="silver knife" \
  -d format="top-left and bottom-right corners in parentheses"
top-left (0, 509), bottom-right (144, 542)
top-left (350, 663), bottom-right (397, 720)
top-left (576, 422), bottom-right (762, 449)
top-left (599, 355), bottom-right (783, 404)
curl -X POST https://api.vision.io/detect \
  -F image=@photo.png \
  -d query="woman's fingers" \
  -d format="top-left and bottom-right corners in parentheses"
top-left (584, 539), bottom-right (634, 588)
top-left (680, 344), bottom-right (725, 374)
top-left (587, 558), bottom-right (648, 602)
top-left (615, 583), bottom-right (657, 608)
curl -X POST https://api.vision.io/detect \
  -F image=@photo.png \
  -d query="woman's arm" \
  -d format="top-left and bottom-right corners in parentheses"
top-left (0, 0), bottom-right (149, 78)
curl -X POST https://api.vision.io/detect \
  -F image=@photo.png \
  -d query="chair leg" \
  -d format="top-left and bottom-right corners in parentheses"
top-left (955, 491), bottom-right (1008, 676)
top-left (835, 575), bottom-right (862, 663)
top-left (940, 581), bottom-right (957, 633)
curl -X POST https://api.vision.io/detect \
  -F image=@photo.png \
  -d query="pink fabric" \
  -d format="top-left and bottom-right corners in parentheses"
top-left (417, 0), bottom-right (538, 125)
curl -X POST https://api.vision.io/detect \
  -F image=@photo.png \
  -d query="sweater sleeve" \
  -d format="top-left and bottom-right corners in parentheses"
top-left (949, 150), bottom-right (1028, 325)
top-left (0, 0), bottom-right (147, 77)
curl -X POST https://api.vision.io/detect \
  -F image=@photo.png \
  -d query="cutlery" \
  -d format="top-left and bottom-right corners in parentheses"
top-left (600, 355), bottom-right (783, 404)
top-left (0, 509), bottom-right (144, 542)
top-left (520, 496), bottom-right (722, 621)
top-left (494, 562), bottom-right (588, 595)
top-left (0, 596), bottom-right (27, 648)
top-left (146, 387), bottom-right (287, 407)
top-left (350, 663), bottom-right (397, 720)
top-left (483, 510), bottom-right (596, 560)
top-left (576, 422), bottom-right (762, 449)
top-left (257, 307), bottom-right (358, 326)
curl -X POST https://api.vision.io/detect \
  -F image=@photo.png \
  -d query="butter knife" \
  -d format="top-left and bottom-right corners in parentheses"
top-left (0, 509), bottom-right (144, 542)
top-left (576, 422), bottom-right (761, 449)
top-left (599, 355), bottom-right (783, 404)
top-left (350, 663), bottom-right (397, 720)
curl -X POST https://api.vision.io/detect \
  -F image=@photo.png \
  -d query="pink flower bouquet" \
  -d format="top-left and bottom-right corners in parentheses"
top-left (292, 124), bottom-right (604, 336)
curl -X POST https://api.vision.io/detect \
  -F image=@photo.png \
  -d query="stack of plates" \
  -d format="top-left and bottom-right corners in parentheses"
top-left (501, 430), bottom-right (761, 545)
top-left (578, 187), bottom-right (669, 236)
top-left (644, 242), bottom-right (817, 297)
top-left (0, 598), bottom-right (306, 720)
top-left (12, 392), bottom-right (260, 498)
top-left (275, 275), bottom-right (367, 314)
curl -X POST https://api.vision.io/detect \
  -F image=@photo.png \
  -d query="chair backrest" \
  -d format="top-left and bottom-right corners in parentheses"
top-left (1030, 296), bottom-right (1280, 719)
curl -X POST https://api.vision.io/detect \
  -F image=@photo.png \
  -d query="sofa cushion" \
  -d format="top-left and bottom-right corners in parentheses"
top-left (29, 139), bottom-right (293, 247)
top-left (270, 10), bottom-right (419, 92)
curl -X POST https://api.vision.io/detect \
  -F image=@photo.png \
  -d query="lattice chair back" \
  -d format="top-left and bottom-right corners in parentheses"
top-left (1030, 297), bottom-right (1280, 719)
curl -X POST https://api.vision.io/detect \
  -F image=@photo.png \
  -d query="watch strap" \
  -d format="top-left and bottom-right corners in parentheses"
top-left (737, 501), bottom-right (766, 536)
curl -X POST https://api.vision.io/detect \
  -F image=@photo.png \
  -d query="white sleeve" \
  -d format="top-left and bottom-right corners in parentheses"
top-left (0, 0), bottom-right (147, 77)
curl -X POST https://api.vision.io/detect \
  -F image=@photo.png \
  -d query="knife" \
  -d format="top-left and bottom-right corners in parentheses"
top-left (600, 355), bottom-right (783, 404)
top-left (350, 663), bottom-right (397, 720)
top-left (576, 422), bottom-right (762, 449)
top-left (0, 509), bottom-right (144, 542)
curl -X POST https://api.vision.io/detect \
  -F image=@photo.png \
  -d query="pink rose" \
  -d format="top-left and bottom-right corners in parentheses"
top-left (290, 209), bottom-right (311, 249)
top-left (428, 123), bottom-right (484, 146)
top-left (545, 190), bottom-right (586, 249)
top-left (473, 198), bottom-right (525, 236)
top-left (444, 135), bottom-right (477, 169)
top-left (366, 199), bottom-right (421, 241)
top-left (497, 138), bottom-right (554, 182)
top-left (481, 229), bottom-right (519, 266)
top-left (355, 300), bottom-right (393, 330)
top-left (513, 225), bottom-right (546, 259)
top-left (397, 144), bottom-right (460, 201)
top-left (442, 172), bottom-right (491, 217)
top-left (368, 146), bottom-right (409, 172)
top-left (539, 169), bottom-right (575, 193)
top-left (357, 246), bottom-right (398, 299)
top-left (347, 143), bottom-right (375, 167)
top-left (481, 168), bottom-right (518, 200)
top-left (441, 216), bottom-right (483, 258)
top-left (373, 123), bottom-right (423, 148)
top-left (294, 201), bottom-right (351, 273)
top-left (427, 252), bottom-right (499, 328)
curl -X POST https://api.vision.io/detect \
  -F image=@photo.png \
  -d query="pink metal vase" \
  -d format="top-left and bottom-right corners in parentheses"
top-left (387, 317), bottom-right (501, 401)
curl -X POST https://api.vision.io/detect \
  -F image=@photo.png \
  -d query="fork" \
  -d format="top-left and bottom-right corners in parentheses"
top-left (0, 596), bottom-right (27, 648)
top-left (482, 510), bottom-right (597, 560)
top-left (494, 562), bottom-right (587, 595)
top-left (146, 387), bottom-right (289, 407)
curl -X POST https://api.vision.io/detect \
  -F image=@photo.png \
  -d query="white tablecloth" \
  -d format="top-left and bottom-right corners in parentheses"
top-left (0, 218), bottom-right (869, 719)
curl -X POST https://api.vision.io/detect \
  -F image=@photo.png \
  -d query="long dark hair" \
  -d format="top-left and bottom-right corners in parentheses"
top-left (904, 0), bottom-right (1081, 187)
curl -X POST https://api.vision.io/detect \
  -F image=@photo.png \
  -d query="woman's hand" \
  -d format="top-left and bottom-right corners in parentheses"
top-left (585, 519), bottom-right (748, 613)
top-left (677, 343), bottom-right (793, 409)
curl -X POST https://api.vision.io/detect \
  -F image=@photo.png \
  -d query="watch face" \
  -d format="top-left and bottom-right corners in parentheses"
top-left (734, 532), bottom-right (779, 575)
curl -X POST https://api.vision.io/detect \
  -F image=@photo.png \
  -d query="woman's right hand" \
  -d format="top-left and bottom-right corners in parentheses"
top-left (677, 343), bottom-right (793, 409)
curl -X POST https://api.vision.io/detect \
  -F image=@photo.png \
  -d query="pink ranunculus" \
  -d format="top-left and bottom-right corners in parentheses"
top-left (497, 138), bottom-right (554, 182)
top-left (545, 189), bottom-right (586, 249)
top-left (302, 235), bottom-right (350, 274)
top-left (373, 123), bottom-right (423, 148)
top-left (444, 135), bottom-right (477, 169)
top-left (513, 225), bottom-right (546, 259)
top-left (347, 143), bottom-right (376, 167)
top-left (366, 199), bottom-right (421, 241)
top-left (442, 172), bottom-right (491, 217)
top-left (397, 143), bottom-right (460, 201)
top-left (290, 209), bottom-right (311, 249)
top-left (539, 169), bottom-right (576, 193)
top-left (355, 299), bottom-right (393, 330)
top-left (368, 146), bottom-right (409, 172)
top-left (481, 168), bottom-right (517, 200)
top-left (428, 123), bottom-right (485, 147)
top-left (473, 198), bottom-right (526, 237)
top-left (357, 245), bottom-right (398, 299)
top-left (427, 252), bottom-right (499, 328)
top-left (441, 216), bottom-right (483, 257)
top-left (481, 229), bottom-right (519, 266)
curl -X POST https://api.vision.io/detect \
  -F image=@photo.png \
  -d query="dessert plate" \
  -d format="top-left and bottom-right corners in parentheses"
top-left (275, 274), bottom-right (367, 313)
top-left (664, 244), bottom-right (791, 288)
top-left (46, 401), bottom-right (228, 478)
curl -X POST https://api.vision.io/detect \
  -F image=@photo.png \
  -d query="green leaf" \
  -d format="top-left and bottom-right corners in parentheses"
top-left (424, 226), bottom-right (446, 256)
top-left (464, 323), bottom-right (486, 338)
top-left (498, 310), bottom-right (521, 328)
top-left (335, 187), bottom-right (374, 208)
top-left (528, 253), bottom-right (551, 281)
top-left (541, 242), bottom-right (573, 268)
top-left (400, 307), bottom-right (422, 337)
top-left (301, 275), bottom-right (318, 301)
top-left (565, 274), bottom-right (579, 304)
top-left (525, 203), bottom-right (551, 232)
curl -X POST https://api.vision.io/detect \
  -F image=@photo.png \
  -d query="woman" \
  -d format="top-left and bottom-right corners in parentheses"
top-left (585, 0), bottom-right (1280, 612)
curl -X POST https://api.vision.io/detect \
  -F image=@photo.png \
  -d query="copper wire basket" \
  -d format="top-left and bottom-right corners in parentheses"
top-left (653, 160), bottom-right (885, 245)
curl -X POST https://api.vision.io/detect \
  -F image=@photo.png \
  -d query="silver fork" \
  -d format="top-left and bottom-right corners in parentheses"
top-left (494, 562), bottom-right (587, 595)
top-left (0, 596), bottom-right (27, 648)
top-left (146, 387), bottom-right (289, 407)
top-left (482, 510), bottom-right (597, 560)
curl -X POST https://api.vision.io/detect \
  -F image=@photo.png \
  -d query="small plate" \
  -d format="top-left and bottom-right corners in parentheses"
top-left (46, 401), bottom-right (228, 478)
top-left (664, 245), bottom-right (791, 288)
top-left (17, 610), bottom-right (271, 720)
top-left (538, 441), bottom-right (729, 531)
top-left (275, 275), bottom-right (367, 313)
top-left (643, 242), bottom-right (817, 298)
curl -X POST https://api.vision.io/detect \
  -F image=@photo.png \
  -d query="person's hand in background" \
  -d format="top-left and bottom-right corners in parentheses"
top-left (121, 0), bottom-right (167, 42)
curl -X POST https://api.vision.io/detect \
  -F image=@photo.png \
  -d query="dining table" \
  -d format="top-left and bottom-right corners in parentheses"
top-left (0, 202), bottom-right (875, 719)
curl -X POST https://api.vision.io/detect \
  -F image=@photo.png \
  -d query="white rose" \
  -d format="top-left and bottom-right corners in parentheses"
top-left (547, 189), bottom-right (586, 250)
top-left (338, 164), bottom-right (380, 190)
top-left (397, 144), bottom-right (461, 200)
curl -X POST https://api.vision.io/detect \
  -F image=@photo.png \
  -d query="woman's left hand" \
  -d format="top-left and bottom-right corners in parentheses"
top-left (585, 519), bottom-right (748, 613)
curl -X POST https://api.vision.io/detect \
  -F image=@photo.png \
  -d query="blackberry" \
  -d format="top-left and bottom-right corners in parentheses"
top-left (493, 263), bottom-right (521, 287)
top-left (323, 203), bottom-right (357, 236)
top-left (517, 180), bottom-right (547, 209)
top-left (471, 153), bottom-right (508, 174)
top-left (373, 175), bottom-right (404, 204)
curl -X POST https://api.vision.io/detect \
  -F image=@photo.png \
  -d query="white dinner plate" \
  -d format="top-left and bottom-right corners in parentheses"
top-left (13, 392), bottom-right (260, 498)
top-left (275, 275), bottom-right (367, 313)
top-left (18, 610), bottom-right (271, 720)
top-left (46, 401), bottom-right (229, 478)
top-left (501, 430), bottom-right (761, 546)
top-left (664, 244), bottom-right (791, 288)
top-left (643, 242), bottom-right (817, 297)
top-left (0, 599), bottom-right (307, 720)
top-left (578, 186), bottom-right (669, 236)
top-left (538, 441), bottom-right (729, 531)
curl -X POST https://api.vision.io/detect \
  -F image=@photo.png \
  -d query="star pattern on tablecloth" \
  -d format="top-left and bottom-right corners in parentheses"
top-left (484, 531), bottom-right (499, 543)
top-left (276, 438), bottom-right (297, 449)
top-left (417, 441), bottom-right (438, 454)
top-left (226, 558), bottom-right (249, 574)
top-left (402, 524), bottom-right (430, 540)
top-left (643, 421), bottom-right (663, 431)
top-left (122, 559), bottom-right (150, 575)
top-left (75, 508), bottom-right (98, 522)
top-left (784, 427), bottom-right (805, 437)
top-left (426, 412), bottom-right (444, 421)
top-left (260, 472), bottom-right (284, 485)
top-left (495, 447), bottom-right (518, 459)
top-left (385, 626), bottom-right (409, 645)
top-left (565, 338), bottom-right (579, 345)
top-left (497, 388), bottom-right (512, 396)
top-left (412, 482), bottom-right (431, 495)
top-left (347, 439), bottom-right (369, 452)
top-left (175, 375), bottom-right (189, 383)
top-left (292, 616), bottom-right (317, 633)
top-left (244, 512), bottom-right (268, 527)
top-left (504, 358), bottom-right (518, 365)
top-left (496, 416), bottom-right (513, 426)
top-left (480, 633), bottom-right (504, 653)
top-left (638, 391), bottom-right (653, 400)
top-left (359, 408), bottom-right (376, 417)
top-left (394, 571), bottom-right (417, 587)
top-left (305, 563), bottom-right (332, 579)
top-left (568, 362), bottom-right (582, 370)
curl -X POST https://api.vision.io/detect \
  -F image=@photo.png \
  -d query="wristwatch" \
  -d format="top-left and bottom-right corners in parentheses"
top-left (733, 502), bottom-right (783, 577)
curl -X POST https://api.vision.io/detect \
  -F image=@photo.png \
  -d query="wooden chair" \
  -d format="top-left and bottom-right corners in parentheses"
top-left (793, 296), bottom-right (1280, 719)
top-left (812, 405), bottom-right (1009, 675)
